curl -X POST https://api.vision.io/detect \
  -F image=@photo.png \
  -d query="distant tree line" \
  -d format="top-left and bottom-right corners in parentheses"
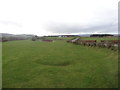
top-left (31, 36), bottom-right (46, 41)
top-left (90, 34), bottom-right (114, 37)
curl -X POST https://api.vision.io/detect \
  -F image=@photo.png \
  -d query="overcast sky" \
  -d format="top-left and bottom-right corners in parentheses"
top-left (0, 0), bottom-right (119, 36)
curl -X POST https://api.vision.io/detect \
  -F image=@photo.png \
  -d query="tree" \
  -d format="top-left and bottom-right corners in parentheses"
top-left (32, 35), bottom-right (39, 41)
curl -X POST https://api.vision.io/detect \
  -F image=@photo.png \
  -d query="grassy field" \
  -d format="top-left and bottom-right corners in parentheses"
top-left (2, 38), bottom-right (118, 88)
top-left (80, 37), bottom-right (119, 42)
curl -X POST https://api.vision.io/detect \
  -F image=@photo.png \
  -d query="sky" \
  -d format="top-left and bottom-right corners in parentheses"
top-left (0, 0), bottom-right (119, 36)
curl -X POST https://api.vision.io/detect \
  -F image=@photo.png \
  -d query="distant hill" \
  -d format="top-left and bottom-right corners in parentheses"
top-left (0, 33), bottom-right (36, 39)
top-left (78, 34), bottom-right (91, 37)
top-left (0, 33), bottom-right (37, 42)
top-left (78, 34), bottom-right (119, 37)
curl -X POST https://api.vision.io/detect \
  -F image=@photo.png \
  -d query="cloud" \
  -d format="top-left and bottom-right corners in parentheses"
top-left (44, 0), bottom-right (118, 35)
top-left (0, 21), bottom-right (22, 28)
top-left (0, 0), bottom-right (118, 35)
top-left (45, 21), bottom-right (117, 34)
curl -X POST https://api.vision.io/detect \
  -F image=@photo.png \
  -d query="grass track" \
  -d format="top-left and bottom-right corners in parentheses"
top-left (2, 40), bottom-right (118, 88)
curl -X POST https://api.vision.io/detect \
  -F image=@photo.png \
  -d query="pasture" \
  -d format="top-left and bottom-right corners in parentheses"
top-left (2, 38), bottom-right (118, 88)
top-left (80, 37), bottom-right (118, 42)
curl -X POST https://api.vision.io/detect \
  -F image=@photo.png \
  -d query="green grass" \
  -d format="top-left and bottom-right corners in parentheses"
top-left (80, 37), bottom-right (118, 42)
top-left (2, 40), bottom-right (118, 88)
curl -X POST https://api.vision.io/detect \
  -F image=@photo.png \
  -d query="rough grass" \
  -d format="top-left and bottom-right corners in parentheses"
top-left (81, 37), bottom-right (118, 42)
top-left (2, 40), bottom-right (118, 88)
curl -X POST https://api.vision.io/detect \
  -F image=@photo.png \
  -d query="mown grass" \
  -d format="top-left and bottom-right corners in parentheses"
top-left (2, 40), bottom-right (118, 88)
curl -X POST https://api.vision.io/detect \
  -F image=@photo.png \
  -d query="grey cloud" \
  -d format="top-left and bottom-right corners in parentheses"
top-left (45, 22), bottom-right (117, 34)
top-left (45, 4), bottom-right (118, 34)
